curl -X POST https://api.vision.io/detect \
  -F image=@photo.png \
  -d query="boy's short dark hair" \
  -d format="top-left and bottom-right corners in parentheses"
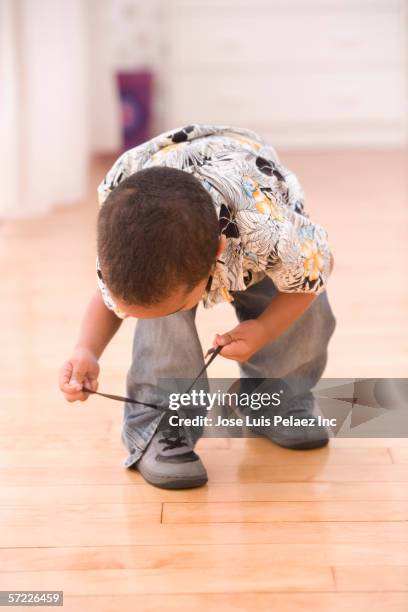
top-left (97, 166), bottom-right (219, 306)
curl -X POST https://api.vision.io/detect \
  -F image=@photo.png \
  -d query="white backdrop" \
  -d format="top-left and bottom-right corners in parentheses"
top-left (0, 0), bottom-right (89, 218)
top-left (1, 0), bottom-right (406, 219)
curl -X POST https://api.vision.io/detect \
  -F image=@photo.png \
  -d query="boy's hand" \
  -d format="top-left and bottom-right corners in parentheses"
top-left (59, 347), bottom-right (100, 402)
top-left (213, 291), bottom-right (319, 363)
top-left (212, 319), bottom-right (268, 363)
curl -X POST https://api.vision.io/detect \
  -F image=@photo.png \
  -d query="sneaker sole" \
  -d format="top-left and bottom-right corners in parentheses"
top-left (150, 476), bottom-right (208, 490)
top-left (269, 437), bottom-right (330, 450)
top-left (135, 464), bottom-right (208, 490)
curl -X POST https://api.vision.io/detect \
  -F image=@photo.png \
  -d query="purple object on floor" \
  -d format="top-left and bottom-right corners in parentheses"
top-left (117, 71), bottom-right (153, 151)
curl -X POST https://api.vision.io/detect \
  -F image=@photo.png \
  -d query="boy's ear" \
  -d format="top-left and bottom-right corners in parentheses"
top-left (216, 234), bottom-right (227, 257)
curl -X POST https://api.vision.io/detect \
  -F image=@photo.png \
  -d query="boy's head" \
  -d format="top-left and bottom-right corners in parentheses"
top-left (97, 166), bottom-right (225, 318)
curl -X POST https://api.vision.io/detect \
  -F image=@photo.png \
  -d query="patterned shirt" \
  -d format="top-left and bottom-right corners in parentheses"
top-left (96, 124), bottom-right (333, 319)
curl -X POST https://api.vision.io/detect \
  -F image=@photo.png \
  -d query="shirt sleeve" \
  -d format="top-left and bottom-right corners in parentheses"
top-left (264, 209), bottom-right (333, 295)
top-left (263, 165), bottom-right (333, 295)
top-left (96, 257), bottom-right (129, 320)
top-left (97, 152), bottom-right (131, 207)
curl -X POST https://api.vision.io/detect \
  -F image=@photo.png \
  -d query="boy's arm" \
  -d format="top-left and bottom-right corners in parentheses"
top-left (59, 290), bottom-right (123, 402)
top-left (213, 254), bottom-right (334, 363)
top-left (74, 289), bottom-right (123, 359)
top-left (258, 252), bottom-right (334, 342)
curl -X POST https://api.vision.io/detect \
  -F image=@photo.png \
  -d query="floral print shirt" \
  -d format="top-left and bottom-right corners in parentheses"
top-left (96, 124), bottom-right (333, 319)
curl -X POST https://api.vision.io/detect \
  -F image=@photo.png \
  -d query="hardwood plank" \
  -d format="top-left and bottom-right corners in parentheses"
top-left (0, 433), bottom-right (229, 452)
top-left (0, 566), bottom-right (334, 594)
top-left (165, 447), bottom-right (393, 466)
top-left (0, 434), bottom-right (405, 453)
top-left (0, 466), bottom-right (144, 486)
top-left (390, 447), bottom-right (408, 463)
top-left (1, 521), bottom-right (406, 549)
top-left (0, 446), bottom-right (393, 468)
top-left (1, 542), bottom-right (408, 572)
top-left (1, 482), bottom-right (407, 506)
top-left (0, 434), bottom-right (406, 454)
top-left (0, 503), bottom-right (162, 526)
top-left (60, 593), bottom-right (408, 612)
top-left (163, 501), bottom-right (408, 524)
top-left (1, 463), bottom-right (407, 486)
top-left (0, 434), bottom-right (123, 452)
top-left (204, 463), bottom-right (408, 484)
top-left (335, 566), bottom-right (408, 592)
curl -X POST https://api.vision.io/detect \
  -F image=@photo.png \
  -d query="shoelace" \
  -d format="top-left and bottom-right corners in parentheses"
top-left (158, 428), bottom-right (189, 451)
top-left (82, 344), bottom-right (223, 410)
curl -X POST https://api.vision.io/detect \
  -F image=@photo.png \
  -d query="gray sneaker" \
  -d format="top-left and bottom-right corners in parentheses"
top-left (244, 390), bottom-right (330, 450)
top-left (135, 415), bottom-right (208, 489)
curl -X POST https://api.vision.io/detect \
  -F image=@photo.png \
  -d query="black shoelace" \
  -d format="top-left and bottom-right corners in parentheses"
top-left (158, 427), bottom-right (189, 451)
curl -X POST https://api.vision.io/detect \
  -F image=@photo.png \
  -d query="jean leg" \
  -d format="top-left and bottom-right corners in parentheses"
top-left (122, 306), bottom-right (207, 468)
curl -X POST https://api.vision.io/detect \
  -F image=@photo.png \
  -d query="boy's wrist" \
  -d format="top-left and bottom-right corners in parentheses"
top-left (73, 344), bottom-right (99, 361)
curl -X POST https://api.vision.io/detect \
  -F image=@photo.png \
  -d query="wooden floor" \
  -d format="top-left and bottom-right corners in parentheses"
top-left (1, 150), bottom-right (407, 611)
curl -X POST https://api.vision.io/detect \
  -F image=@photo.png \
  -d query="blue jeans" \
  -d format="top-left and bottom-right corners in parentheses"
top-left (121, 276), bottom-right (337, 467)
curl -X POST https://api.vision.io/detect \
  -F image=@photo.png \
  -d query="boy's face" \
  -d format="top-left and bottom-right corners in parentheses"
top-left (111, 235), bottom-right (226, 319)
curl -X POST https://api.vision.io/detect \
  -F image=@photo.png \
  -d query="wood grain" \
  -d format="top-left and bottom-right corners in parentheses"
top-left (1, 152), bottom-right (407, 609)
top-left (1, 481), bottom-right (407, 505)
top-left (1, 542), bottom-right (408, 572)
top-left (162, 500), bottom-right (408, 523)
top-left (60, 593), bottom-right (408, 612)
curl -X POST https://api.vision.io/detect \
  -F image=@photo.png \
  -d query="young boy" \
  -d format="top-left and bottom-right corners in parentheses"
top-left (59, 124), bottom-right (336, 489)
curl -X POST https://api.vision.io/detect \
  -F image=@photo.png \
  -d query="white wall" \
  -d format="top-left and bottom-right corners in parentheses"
top-left (87, 0), bottom-right (408, 151)
top-left (2, 0), bottom-right (406, 218)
